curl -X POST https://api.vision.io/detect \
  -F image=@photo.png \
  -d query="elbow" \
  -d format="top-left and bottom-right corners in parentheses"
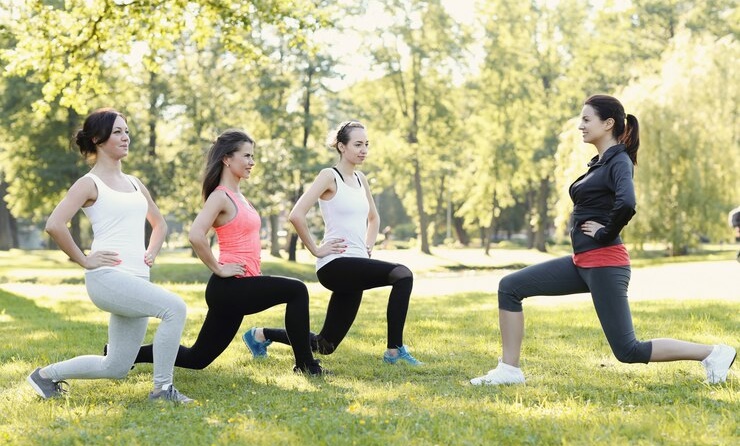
top-left (188, 229), bottom-right (200, 248)
top-left (153, 216), bottom-right (168, 234)
top-left (288, 211), bottom-right (300, 228)
top-left (45, 220), bottom-right (61, 238)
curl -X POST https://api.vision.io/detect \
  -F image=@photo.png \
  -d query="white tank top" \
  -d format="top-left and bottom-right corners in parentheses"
top-left (82, 173), bottom-right (150, 278)
top-left (315, 168), bottom-right (370, 271)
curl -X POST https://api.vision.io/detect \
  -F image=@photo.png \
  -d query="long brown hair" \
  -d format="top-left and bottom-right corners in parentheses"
top-left (202, 130), bottom-right (255, 200)
top-left (584, 95), bottom-right (640, 165)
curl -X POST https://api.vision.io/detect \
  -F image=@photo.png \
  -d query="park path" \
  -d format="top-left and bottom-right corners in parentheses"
top-left (363, 248), bottom-right (740, 304)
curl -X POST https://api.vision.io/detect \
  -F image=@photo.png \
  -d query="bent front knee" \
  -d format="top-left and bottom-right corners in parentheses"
top-left (612, 341), bottom-right (651, 364)
top-left (389, 265), bottom-right (413, 284)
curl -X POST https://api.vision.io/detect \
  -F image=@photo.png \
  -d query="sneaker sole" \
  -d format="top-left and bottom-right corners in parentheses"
top-left (27, 374), bottom-right (53, 399)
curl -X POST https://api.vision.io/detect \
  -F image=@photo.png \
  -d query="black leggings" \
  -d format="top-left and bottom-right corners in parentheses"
top-left (134, 274), bottom-right (315, 369)
top-left (498, 255), bottom-right (652, 364)
top-left (265, 257), bottom-right (413, 352)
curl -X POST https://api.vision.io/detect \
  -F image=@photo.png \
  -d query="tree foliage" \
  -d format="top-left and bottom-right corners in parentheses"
top-left (0, 0), bottom-right (737, 256)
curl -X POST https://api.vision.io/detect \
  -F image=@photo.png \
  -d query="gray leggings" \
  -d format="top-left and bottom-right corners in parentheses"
top-left (498, 255), bottom-right (652, 364)
top-left (42, 269), bottom-right (187, 388)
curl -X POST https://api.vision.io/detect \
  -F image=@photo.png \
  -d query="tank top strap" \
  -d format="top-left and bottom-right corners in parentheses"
top-left (84, 172), bottom-right (140, 192)
top-left (331, 167), bottom-right (361, 186)
top-left (215, 185), bottom-right (242, 202)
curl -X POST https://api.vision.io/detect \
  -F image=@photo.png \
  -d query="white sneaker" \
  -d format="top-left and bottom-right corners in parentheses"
top-left (701, 344), bottom-right (736, 384)
top-left (470, 359), bottom-right (525, 386)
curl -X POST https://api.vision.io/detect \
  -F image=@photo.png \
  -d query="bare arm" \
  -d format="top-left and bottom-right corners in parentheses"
top-left (134, 177), bottom-right (167, 266)
top-left (358, 171), bottom-right (380, 256)
top-left (289, 168), bottom-right (346, 258)
top-left (188, 191), bottom-right (244, 277)
top-left (45, 177), bottom-right (120, 269)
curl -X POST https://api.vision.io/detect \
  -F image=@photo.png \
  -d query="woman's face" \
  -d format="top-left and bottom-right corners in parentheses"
top-left (578, 105), bottom-right (612, 146)
top-left (97, 116), bottom-right (129, 159)
top-left (225, 141), bottom-right (255, 180)
top-left (338, 128), bottom-right (368, 165)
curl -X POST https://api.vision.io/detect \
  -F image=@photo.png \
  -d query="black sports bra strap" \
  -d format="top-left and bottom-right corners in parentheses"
top-left (332, 166), bottom-right (362, 186)
top-left (331, 166), bottom-right (344, 181)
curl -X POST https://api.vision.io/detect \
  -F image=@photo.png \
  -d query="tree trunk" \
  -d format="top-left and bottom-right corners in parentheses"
top-left (288, 62), bottom-right (314, 262)
top-left (452, 215), bottom-right (469, 246)
top-left (269, 214), bottom-right (282, 258)
top-left (0, 180), bottom-right (15, 250)
top-left (412, 154), bottom-right (430, 254)
top-left (533, 178), bottom-right (550, 252)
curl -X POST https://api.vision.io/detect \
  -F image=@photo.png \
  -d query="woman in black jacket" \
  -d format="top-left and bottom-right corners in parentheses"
top-left (470, 94), bottom-right (735, 386)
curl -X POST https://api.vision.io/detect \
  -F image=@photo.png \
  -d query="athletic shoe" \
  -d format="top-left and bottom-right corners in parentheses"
top-left (310, 332), bottom-right (336, 355)
top-left (148, 384), bottom-right (194, 404)
top-left (27, 367), bottom-right (69, 398)
top-left (701, 344), bottom-right (736, 384)
top-left (242, 327), bottom-right (272, 359)
top-left (470, 359), bottom-right (525, 386)
top-left (294, 359), bottom-right (332, 376)
top-left (383, 345), bottom-right (422, 365)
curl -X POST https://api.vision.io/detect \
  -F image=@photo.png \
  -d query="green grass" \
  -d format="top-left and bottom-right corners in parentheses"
top-left (0, 250), bottom-right (737, 445)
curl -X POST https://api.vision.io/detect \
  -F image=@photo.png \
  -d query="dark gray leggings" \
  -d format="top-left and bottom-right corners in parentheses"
top-left (498, 255), bottom-right (652, 364)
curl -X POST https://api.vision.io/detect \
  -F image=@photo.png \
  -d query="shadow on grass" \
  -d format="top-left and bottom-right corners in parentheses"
top-left (2, 286), bottom-right (738, 445)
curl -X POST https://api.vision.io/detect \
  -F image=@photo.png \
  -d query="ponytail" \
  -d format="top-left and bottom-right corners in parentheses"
top-left (584, 94), bottom-right (639, 166)
top-left (621, 114), bottom-right (640, 165)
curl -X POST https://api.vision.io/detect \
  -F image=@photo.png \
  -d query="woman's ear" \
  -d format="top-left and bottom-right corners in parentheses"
top-left (604, 117), bottom-right (615, 131)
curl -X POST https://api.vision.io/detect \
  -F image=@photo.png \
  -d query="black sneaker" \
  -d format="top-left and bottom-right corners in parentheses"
top-left (294, 359), bottom-right (332, 376)
top-left (27, 368), bottom-right (69, 399)
top-left (310, 333), bottom-right (336, 355)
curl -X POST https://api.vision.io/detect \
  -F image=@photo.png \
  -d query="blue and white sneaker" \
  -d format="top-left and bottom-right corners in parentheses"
top-left (242, 327), bottom-right (272, 359)
top-left (383, 345), bottom-right (422, 365)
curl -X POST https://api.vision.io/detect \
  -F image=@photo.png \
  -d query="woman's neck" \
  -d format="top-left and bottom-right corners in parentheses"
top-left (595, 137), bottom-right (619, 159)
top-left (335, 159), bottom-right (355, 177)
top-left (91, 157), bottom-right (123, 176)
top-left (220, 175), bottom-right (241, 193)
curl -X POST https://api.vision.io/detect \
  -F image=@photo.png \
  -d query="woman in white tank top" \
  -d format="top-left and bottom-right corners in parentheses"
top-left (245, 121), bottom-right (422, 366)
top-left (26, 108), bottom-right (192, 403)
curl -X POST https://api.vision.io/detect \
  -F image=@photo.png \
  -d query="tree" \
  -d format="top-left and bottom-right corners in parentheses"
top-left (2, 0), bottom-right (326, 115)
top-left (361, 0), bottom-right (470, 254)
top-left (623, 32), bottom-right (739, 254)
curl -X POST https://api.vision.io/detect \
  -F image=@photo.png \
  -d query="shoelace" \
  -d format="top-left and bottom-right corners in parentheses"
top-left (162, 386), bottom-right (186, 401)
top-left (54, 380), bottom-right (70, 395)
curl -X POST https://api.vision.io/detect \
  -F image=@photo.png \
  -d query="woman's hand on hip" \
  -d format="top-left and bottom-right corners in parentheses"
top-left (216, 263), bottom-right (245, 278)
top-left (580, 220), bottom-right (605, 238)
top-left (315, 238), bottom-right (346, 258)
top-left (84, 251), bottom-right (121, 269)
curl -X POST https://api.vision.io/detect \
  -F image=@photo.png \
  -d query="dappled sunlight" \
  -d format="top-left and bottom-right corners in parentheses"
top-left (0, 283), bottom-right (86, 301)
top-left (2, 256), bottom-right (738, 444)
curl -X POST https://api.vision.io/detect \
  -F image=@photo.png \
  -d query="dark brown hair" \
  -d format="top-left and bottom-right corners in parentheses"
top-left (326, 120), bottom-right (365, 154)
top-left (584, 95), bottom-right (640, 165)
top-left (202, 129), bottom-right (255, 199)
top-left (74, 108), bottom-right (126, 159)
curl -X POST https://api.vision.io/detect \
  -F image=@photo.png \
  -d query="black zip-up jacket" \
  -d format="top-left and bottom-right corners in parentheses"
top-left (568, 144), bottom-right (636, 254)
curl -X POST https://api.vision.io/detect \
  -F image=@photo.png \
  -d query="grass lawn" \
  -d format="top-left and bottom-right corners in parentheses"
top-left (0, 249), bottom-right (737, 445)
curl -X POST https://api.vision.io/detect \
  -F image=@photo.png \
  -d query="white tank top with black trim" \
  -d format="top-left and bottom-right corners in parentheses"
top-left (315, 168), bottom-right (370, 271)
